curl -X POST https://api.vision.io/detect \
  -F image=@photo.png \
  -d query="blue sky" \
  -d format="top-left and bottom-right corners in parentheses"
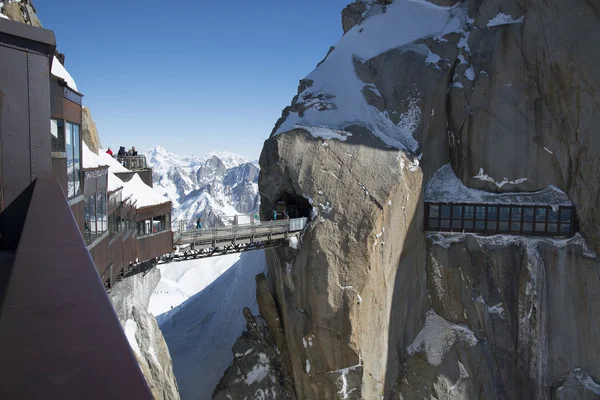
top-left (36, 0), bottom-right (351, 160)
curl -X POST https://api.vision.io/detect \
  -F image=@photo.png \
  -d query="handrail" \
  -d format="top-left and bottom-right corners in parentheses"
top-left (116, 155), bottom-right (147, 171)
top-left (173, 217), bottom-right (307, 246)
top-left (0, 176), bottom-right (153, 399)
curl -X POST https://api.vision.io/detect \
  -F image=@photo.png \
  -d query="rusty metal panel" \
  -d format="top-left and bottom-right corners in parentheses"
top-left (0, 17), bottom-right (55, 50)
top-left (52, 157), bottom-right (67, 194)
top-left (137, 231), bottom-right (172, 262)
top-left (29, 52), bottom-right (52, 180)
top-left (137, 202), bottom-right (171, 221)
top-left (0, 46), bottom-right (31, 209)
top-left (90, 234), bottom-right (110, 278)
top-left (123, 231), bottom-right (136, 266)
top-left (50, 77), bottom-right (63, 118)
top-left (0, 176), bottom-right (153, 399)
top-left (69, 197), bottom-right (85, 235)
top-left (62, 98), bottom-right (81, 124)
top-left (63, 86), bottom-right (82, 105)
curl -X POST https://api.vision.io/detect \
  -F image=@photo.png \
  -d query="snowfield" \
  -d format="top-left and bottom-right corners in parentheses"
top-left (149, 251), bottom-right (267, 400)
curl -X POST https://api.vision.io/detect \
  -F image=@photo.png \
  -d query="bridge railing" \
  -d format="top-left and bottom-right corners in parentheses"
top-left (116, 155), bottom-right (147, 171)
top-left (172, 215), bottom-right (307, 246)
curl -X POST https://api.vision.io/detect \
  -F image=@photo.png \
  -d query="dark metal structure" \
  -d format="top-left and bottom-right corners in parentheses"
top-left (424, 202), bottom-right (577, 237)
top-left (0, 18), bottom-right (153, 398)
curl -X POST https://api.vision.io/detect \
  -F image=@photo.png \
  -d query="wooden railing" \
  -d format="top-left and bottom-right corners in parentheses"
top-left (0, 176), bottom-right (152, 399)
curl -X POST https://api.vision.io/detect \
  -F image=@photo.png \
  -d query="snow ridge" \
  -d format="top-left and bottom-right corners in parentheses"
top-left (275, 0), bottom-right (468, 152)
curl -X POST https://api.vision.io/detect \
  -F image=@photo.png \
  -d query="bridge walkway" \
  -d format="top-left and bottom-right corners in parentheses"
top-left (165, 217), bottom-right (307, 262)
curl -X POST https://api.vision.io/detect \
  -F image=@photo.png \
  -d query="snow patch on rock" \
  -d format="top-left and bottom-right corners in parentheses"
top-left (487, 13), bottom-right (524, 27)
top-left (406, 309), bottom-right (478, 366)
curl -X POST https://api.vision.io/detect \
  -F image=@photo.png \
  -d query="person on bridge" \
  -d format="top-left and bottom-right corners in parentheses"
top-left (106, 147), bottom-right (113, 156)
top-left (117, 146), bottom-right (126, 157)
top-left (196, 218), bottom-right (202, 229)
top-left (273, 210), bottom-right (277, 220)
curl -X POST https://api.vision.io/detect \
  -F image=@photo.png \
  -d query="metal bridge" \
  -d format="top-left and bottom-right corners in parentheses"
top-left (164, 217), bottom-right (307, 262)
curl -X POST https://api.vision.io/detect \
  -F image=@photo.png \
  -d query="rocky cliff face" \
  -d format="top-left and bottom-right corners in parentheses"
top-left (109, 267), bottom-right (180, 400)
top-left (82, 107), bottom-right (102, 154)
top-left (397, 233), bottom-right (599, 399)
top-left (216, 0), bottom-right (600, 399)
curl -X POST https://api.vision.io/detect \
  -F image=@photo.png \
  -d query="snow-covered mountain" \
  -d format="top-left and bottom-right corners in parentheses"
top-left (145, 146), bottom-right (260, 227)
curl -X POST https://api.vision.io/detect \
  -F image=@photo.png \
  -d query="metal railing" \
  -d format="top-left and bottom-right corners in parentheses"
top-left (172, 215), bottom-right (307, 246)
top-left (116, 155), bottom-right (147, 171)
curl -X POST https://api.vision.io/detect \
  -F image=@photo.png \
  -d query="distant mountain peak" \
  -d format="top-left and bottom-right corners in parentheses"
top-left (145, 146), bottom-right (260, 226)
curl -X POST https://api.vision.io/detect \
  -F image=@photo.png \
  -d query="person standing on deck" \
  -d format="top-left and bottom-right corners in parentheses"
top-left (106, 147), bottom-right (113, 156)
top-left (196, 218), bottom-right (202, 229)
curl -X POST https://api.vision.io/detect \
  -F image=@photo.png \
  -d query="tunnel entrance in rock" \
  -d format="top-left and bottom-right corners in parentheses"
top-left (273, 192), bottom-right (311, 220)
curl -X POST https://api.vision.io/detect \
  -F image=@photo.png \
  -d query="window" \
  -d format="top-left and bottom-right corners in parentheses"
top-left (463, 206), bottom-right (474, 230)
top-left (535, 208), bottom-right (547, 233)
top-left (452, 205), bottom-right (462, 230)
top-left (137, 214), bottom-right (171, 237)
top-left (65, 122), bottom-right (81, 198)
top-left (83, 190), bottom-right (108, 245)
top-left (428, 205), bottom-right (439, 229)
top-left (511, 207), bottom-right (522, 232)
top-left (51, 119), bottom-right (65, 152)
top-left (522, 207), bottom-right (534, 233)
top-left (499, 206), bottom-right (510, 232)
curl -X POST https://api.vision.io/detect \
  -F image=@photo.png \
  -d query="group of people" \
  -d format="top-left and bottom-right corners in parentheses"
top-left (106, 146), bottom-right (138, 157)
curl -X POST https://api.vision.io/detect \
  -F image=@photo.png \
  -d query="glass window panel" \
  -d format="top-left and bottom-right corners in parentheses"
top-left (560, 224), bottom-right (571, 235)
top-left (51, 119), bottom-right (66, 152)
top-left (452, 219), bottom-right (462, 230)
top-left (547, 223), bottom-right (558, 234)
top-left (548, 209), bottom-right (559, 222)
top-left (535, 222), bottom-right (546, 233)
top-left (65, 123), bottom-right (74, 197)
top-left (511, 207), bottom-right (522, 221)
top-left (137, 222), bottom-right (143, 236)
top-left (428, 218), bottom-right (439, 229)
top-left (89, 195), bottom-right (96, 234)
top-left (452, 205), bottom-right (463, 219)
top-left (476, 221), bottom-right (485, 230)
top-left (523, 222), bottom-right (533, 232)
top-left (145, 220), bottom-right (151, 235)
top-left (103, 190), bottom-right (108, 232)
top-left (464, 206), bottom-right (474, 220)
top-left (499, 221), bottom-right (509, 231)
top-left (441, 205), bottom-right (451, 218)
top-left (440, 219), bottom-right (450, 229)
top-left (523, 207), bottom-right (534, 221)
top-left (487, 221), bottom-right (497, 232)
top-left (511, 221), bottom-right (521, 232)
top-left (499, 207), bottom-right (510, 221)
top-left (72, 125), bottom-right (81, 196)
top-left (487, 206), bottom-right (498, 220)
top-left (96, 192), bottom-right (103, 233)
top-left (428, 205), bottom-right (439, 218)
top-left (536, 208), bottom-right (547, 222)
top-left (476, 206), bottom-right (486, 220)
top-left (560, 209), bottom-right (572, 222)
top-left (463, 220), bottom-right (473, 230)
